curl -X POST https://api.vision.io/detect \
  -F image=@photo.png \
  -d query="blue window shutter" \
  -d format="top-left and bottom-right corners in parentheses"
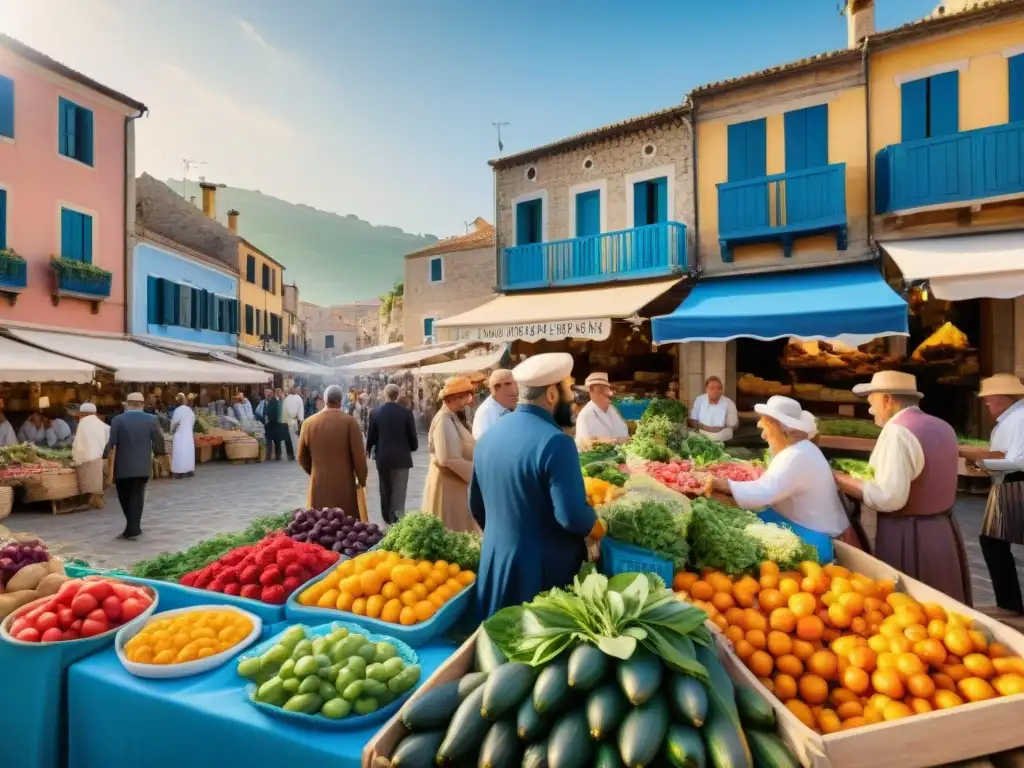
top-left (423, 318), bottom-right (434, 336)
top-left (63, 99), bottom-right (77, 157)
top-left (60, 208), bottom-right (73, 258)
top-left (80, 213), bottom-right (92, 263)
top-left (58, 98), bottom-right (69, 155)
top-left (746, 119), bottom-right (767, 179)
top-left (901, 78), bottom-right (928, 141)
top-left (515, 203), bottom-right (530, 244)
top-left (806, 105), bottom-right (828, 168)
top-left (633, 181), bottom-right (649, 226)
top-left (576, 190), bottom-right (600, 236)
top-left (0, 189), bottom-right (6, 251)
top-left (146, 276), bottom-right (160, 324)
top-left (1011, 55), bottom-right (1024, 123)
top-left (231, 301), bottom-right (240, 334)
top-left (430, 258), bottom-right (442, 281)
top-left (78, 107), bottom-right (94, 165)
top-left (727, 122), bottom-right (748, 182)
top-left (784, 108), bottom-right (808, 172)
top-left (0, 75), bottom-right (13, 139)
top-left (654, 178), bottom-right (668, 223)
top-left (928, 71), bottom-right (959, 137)
top-left (245, 304), bottom-right (253, 334)
top-left (161, 280), bottom-right (175, 324)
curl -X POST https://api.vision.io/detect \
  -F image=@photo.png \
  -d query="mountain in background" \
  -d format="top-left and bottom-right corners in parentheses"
top-left (168, 180), bottom-right (439, 306)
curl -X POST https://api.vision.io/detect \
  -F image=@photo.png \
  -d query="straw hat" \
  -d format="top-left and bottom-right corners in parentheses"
top-left (852, 371), bottom-right (922, 399)
top-left (978, 373), bottom-right (1024, 399)
top-left (754, 396), bottom-right (818, 436)
top-left (439, 376), bottom-right (474, 399)
top-left (584, 372), bottom-right (611, 389)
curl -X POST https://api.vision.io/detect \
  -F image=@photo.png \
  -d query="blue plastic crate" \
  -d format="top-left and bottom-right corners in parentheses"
top-left (599, 537), bottom-right (674, 584)
top-left (758, 509), bottom-right (834, 564)
top-left (615, 399), bottom-right (651, 422)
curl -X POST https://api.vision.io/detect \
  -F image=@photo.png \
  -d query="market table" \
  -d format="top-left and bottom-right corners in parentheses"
top-left (67, 636), bottom-right (460, 768)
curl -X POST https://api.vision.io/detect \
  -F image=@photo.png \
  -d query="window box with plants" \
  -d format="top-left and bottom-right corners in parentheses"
top-left (50, 256), bottom-right (113, 312)
top-left (0, 249), bottom-right (27, 304)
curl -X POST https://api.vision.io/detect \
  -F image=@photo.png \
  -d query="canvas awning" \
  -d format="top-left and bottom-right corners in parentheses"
top-left (434, 278), bottom-right (682, 343)
top-left (414, 346), bottom-right (507, 375)
top-left (337, 342), bottom-right (470, 373)
top-left (233, 348), bottom-right (334, 377)
top-left (651, 264), bottom-right (909, 347)
top-left (0, 335), bottom-right (96, 383)
top-left (330, 342), bottom-right (404, 366)
top-left (881, 232), bottom-right (1024, 301)
top-left (4, 329), bottom-right (271, 384)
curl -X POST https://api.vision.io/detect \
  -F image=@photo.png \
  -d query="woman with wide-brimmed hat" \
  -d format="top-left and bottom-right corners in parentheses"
top-left (422, 376), bottom-right (479, 532)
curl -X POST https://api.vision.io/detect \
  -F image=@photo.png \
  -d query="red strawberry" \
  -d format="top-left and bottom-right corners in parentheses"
top-left (254, 548), bottom-right (277, 568)
top-left (297, 551), bottom-right (318, 570)
top-left (223, 583), bottom-right (241, 596)
top-left (258, 566), bottom-right (282, 586)
top-left (281, 576), bottom-right (302, 594)
top-left (208, 579), bottom-right (226, 593)
top-left (239, 565), bottom-right (261, 585)
top-left (180, 572), bottom-right (198, 587)
top-left (239, 584), bottom-right (261, 600)
top-left (261, 584), bottom-right (286, 604)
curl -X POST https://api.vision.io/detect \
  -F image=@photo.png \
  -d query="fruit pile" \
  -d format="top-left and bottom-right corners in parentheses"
top-left (674, 561), bottom-right (1024, 733)
top-left (296, 549), bottom-right (475, 626)
top-left (123, 609), bottom-right (254, 665)
top-left (6, 577), bottom-right (153, 643)
top-left (238, 623), bottom-right (421, 720)
top-left (179, 533), bottom-right (338, 604)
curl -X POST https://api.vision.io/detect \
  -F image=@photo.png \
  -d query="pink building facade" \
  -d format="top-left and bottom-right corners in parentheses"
top-left (0, 34), bottom-right (146, 334)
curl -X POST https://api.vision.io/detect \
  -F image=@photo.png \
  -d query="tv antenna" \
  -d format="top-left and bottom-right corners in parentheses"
top-left (491, 122), bottom-right (509, 153)
top-left (182, 159), bottom-right (207, 198)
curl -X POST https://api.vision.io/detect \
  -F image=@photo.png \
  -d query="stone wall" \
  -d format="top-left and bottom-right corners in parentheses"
top-left (403, 247), bottom-right (495, 347)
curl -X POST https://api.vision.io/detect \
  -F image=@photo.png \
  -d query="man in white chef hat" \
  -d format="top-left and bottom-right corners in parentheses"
top-left (470, 353), bottom-right (600, 619)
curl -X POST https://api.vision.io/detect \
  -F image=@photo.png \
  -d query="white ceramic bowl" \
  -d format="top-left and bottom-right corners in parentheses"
top-left (115, 604), bottom-right (262, 679)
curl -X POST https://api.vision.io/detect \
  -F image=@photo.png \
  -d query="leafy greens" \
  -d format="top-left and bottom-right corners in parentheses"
top-left (600, 494), bottom-right (690, 568)
top-left (377, 512), bottom-right (481, 571)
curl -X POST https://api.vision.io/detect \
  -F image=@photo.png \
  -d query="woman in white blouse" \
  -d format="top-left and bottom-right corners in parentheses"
top-left (710, 396), bottom-right (862, 547)
top-left (688, 376), bottom-right (739, 443)
top-left (574, 373), bottom-right (630, 450)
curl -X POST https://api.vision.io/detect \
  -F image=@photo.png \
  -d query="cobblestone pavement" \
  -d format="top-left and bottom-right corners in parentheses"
top-left (5, 453), bottom-right (1023, 607)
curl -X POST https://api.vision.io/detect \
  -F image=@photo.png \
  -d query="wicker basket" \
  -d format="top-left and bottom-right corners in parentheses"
top-left (22, 469), bottom-right (79, 502)
top-left (224, 441), bottom-right (259, 461)
top-left (0, 486), bottom-right (12, 519)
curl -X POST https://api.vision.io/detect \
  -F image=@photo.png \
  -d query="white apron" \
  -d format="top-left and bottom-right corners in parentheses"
top-left (170, 406), bottom-right (196, 475)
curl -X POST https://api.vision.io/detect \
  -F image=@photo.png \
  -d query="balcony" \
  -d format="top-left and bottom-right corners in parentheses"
top-left (0, 253), bottom-right (27, 306)
top-left (876, 122), bottom-right (1024, 215)
top-left (499, 221), bottom-right (687, 291)
top-left (717, 163), bottom-right (848, 262)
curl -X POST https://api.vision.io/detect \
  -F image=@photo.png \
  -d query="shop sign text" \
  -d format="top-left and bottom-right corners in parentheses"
top-left (448, 318), bottom-right (611, 343)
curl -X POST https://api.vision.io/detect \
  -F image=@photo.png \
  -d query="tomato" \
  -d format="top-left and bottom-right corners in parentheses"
top-left (101, 596), bottom-right (122, 622)
top-left (55, 581), bottom-right (82, 605)
top-left (16, 627), bottom-right (41, 642)
top-left (40, 627), bottom-right (63, 643)
top-left (79, 580), bottom-right (113, 603)
top-left (71, 593), bottom-right (99, 618)
top-left (9, 617), bottom-right (28, 636)
top-left (69, 619), bottom-right (83, 632)
top-left (61, 630), bottom-right (79, 641)
top-left (80, 618), bottom-right (108, 638)
top-left (57, 607), bottom-right (75, 629)
top-left (120, 597), bottom-right (147, 623)
top-left (110, 583), bottom-right (136, 601)
top-left (35, 612), bottom-right (59, 632)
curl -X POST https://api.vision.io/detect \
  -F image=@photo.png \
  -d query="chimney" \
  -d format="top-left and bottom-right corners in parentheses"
top-left (227, 209), bottom-right (240, 234)
top-left (199, 181), bottom-right (217, 219)
top-left (846, 0), bottom-right (875, 48)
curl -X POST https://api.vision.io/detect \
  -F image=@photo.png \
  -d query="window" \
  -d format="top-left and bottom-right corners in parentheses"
top-left (0, 188), bottom-right (6, 251)
top-left (515, 198), bottom-right (543, 245)
top-left (901, 71), bottom-right (958, 142)
top-left (261, 264), bottom-right (270, 291)
top-left (784, 104), bottom-right (829, 172)
top-left (146, 276), bottom-right (162, 324)
top-left (429, 256), bottom-right (443, 282)
top-left (246, 255), bottom-right (256, 283)
top-left (229, 299), bottom-right (239, 334)
top-left (423, 317), bottom-right (434, 337)
top-left (58, 97), bottom-right (93, 166)
top-left (575, 190), bottom-right (601, 237)
top-left (60, 208), bottom-right (93, 263)
top-left (256, 309), bottom-right (263, 337)
top-left (270, 313), bottom-right (281, 342)
top-left (271, 269), bottom-right (276, 295)
top-left (1010, 54), bottom-right (1024, 123)
top-left (245, 304), bottom-right (254, 335)
top-left (324, 334), bottom-right (335, 349)
top-left (0, 75), bottom-right (13, 139)
top-left (727, 118), bottom-right (767, 182)
top-left (633, 178), bottom-right (667, 227)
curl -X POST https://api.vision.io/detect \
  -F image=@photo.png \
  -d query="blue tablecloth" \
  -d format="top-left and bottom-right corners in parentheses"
top-left (67, 637), bottom-right (459, 768)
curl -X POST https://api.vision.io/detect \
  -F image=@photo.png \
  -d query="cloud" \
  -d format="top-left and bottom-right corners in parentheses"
top-left (237, 17), bottom-right (291, 68)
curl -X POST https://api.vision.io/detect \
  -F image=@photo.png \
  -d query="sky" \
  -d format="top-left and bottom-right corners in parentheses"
top-left (0, 0), bottom-right (938, 239)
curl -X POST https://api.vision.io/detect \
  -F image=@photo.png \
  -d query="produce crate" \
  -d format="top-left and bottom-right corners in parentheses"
top-left (615, 399), bottom-right (651, 421)
top-left (599, 536), bottom-right (674, 585)
top-left (717, 543), bottom-right (1024, 768)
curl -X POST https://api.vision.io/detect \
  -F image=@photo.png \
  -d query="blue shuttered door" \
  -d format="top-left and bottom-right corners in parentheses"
top-left (633, 182), bottom-right (648, 226)
top-left (728, 119), bottom-right (767, 182)
top-left (575, 190), bottom-right (600, 237)
top-left (0, 75), bottom-right (13, 139)
top-left (901, 79), bottom-right (928, 142)
top-left (146, 276), bottom-right (161, 324)
top-left (1011, 54), bottom-right (1024, 123)
top-left (515, 200), bottom-right (541, 245)
top-left (423, 318), bottom-right (434, 337)
top-left (574, 190), bottom-right (601, 279)
top-left (784, 105), bottom-right (829, 172)
top-left (430, 258), bottom-right (442, 281)
top-left (929, 71), bottom-right (959, 137)
top-left (0, 188), bottom-right (6, 251)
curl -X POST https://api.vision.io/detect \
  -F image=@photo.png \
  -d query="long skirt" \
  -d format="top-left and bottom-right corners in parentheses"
top-left (422, 463), bottom-right (479, 533)
top-left (981, 478), bottom-right (1024, 545)
top-left (874, 510), bottom-right (973, 606)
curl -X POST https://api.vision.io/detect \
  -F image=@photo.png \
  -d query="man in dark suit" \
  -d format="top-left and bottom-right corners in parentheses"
top-left (262, 389), bottom-right (284, 460)
top-left (102, 392), bottom-right (166, 540)
top-left (366, 383), bottom-right (418, 524)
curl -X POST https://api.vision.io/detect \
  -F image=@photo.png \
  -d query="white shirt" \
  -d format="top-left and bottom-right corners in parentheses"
top-left (232, 400), bottom-right (254, 422)
top-left (17, 421), bottom-right (45, 445)
top-left (729, 439), bottom-right (850, 535)
top-left (574, 400), bottom-right (630, 449)
top-left (690, 394), bottom-right (738, 430)
top-left (46, 418), bottom-right (72, 448)
top-left (984, 399), bottom-right (1024, 474)
top-left (72, 415), bottom-right (110, 465)
top-left (283, 394), bottom-right (305, 424)
top-left (858, 409), bottom-right (926, 513)
top-left (0, 419), bottom-right (16, 447)
top-left (472, 395), bottom-right (509, 440)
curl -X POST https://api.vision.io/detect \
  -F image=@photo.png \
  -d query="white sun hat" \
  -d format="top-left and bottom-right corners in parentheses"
top-left (754, 395), bottom-right (818, 437)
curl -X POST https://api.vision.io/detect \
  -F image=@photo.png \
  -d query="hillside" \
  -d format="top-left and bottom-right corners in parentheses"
top-left (168, 180), bottom-right (438, 305)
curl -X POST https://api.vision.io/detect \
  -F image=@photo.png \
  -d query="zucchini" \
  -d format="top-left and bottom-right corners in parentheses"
top-left (547, 709), bottom-right (593, 768)
top-left (522, 742), bottom-right (548, 768)
top-left (516, 696), bottom-right (551, 743)
top-left (566, 644), bottom-right (608, 691)
top-left (746, 731), bottom-right (798, 768)
top-left (594, 743), bottom-right (625, 768)
top-left (482, 663), bottom-right (536, 720)
top-left (479, 720), bottom-right (521, 768)
top-left (533, 659), bottom-right (572, 715)
top-left (400, 681), bottom-right (462, 732)
top-left (458, 671), bottom-right (489, 699)
top-left (694, 645), bottom-right (738, 722)
top-left (437, 684), bottom-right (489, 766)
top-left (618, 693), bottom-right (669, 768)
top-left (663, 724), bottom-right (707, 768)
top-left (734, 686), bottom-right (775, 731)
top-left (390, 731), bottom-right (444, 768)
top-left (668, 674), bottom-right (708, 728)
top-left (616, 647), bottom-right (663, 705)
top-left (474, 628), bottom-right (507, 673)
top-left (586, 682), bottom-right (629, 741)
top-left (700, 682), bottom-right (752, 768)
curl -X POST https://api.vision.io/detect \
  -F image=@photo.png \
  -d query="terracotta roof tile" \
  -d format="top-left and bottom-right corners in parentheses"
top-left (405, 218), bottom-right (495, 258)
top-left (691, 48), bottom-right (860, 97)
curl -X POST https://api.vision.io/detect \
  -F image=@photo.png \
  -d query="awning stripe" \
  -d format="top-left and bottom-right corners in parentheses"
top-left (337, 343), bottom-right (470, 373)
top-left (233, 348), bottom-right (333, 377)
top-left (414, 346), bottom-right (507, 375)
top-left (0, 335), bottom-right (96, 383)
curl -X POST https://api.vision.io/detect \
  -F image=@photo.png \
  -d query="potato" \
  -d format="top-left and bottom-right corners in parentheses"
top-left (35, 573), bottom-right (69, 597)
top-left (47, 557), bottom-right (65, 576)
top-left (0, 590), bottom-right (38, 619)
top-left (6, 562), bottom-right (50, 592)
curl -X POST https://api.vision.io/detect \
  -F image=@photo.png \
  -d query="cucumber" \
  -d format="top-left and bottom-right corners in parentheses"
top-left (390, 731), bottom-right (444, 768)
top-left (516, 696), bottom-right (551, 743)
top-left (532, 659), bottom-right (572, 715)
top-left (566, 644), bottom-right (608, 691)
top-left (482, 663), bottom-right (537, 720)
top-left (668, 674), bottom-right (709, 728)
top-left (746, 731), bottom-right (798, 768)
top-left (734, 686), bottom-right (775, 731)
top-left (437, 684), bottom-right (489, 766)
top-left (594, 743), bottom-right (625, 768)
top-left (401, 681), bottom-right (462, 733)
top-left (616, 647), bottom-right (663, 706)
top-left (522, 742), bottom-right (548, 768)
top-left (474, 627), bottom-right (507, 673)
top-left (700, 682), bottom-right (753, 768)
top-left (695, 645), bottom-right (738, 722)
top-left (585, 682), bottom-right (629, 741)
top-left (664, 724), bottom-right (707, 768)
top-left (479, 720), bottom-right (521, 768)
top-left (546, 709), bottom-right (593, 768)
top-left (618, 693), bottom-right (669, 768)
top-left (458, 671), bottom-right (489, 699)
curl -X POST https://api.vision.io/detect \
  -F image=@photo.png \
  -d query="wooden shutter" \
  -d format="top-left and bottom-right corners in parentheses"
top-left (901, 79), bottom-right (928, 142)
top-left (633, 181), bottom-right (649, 226)
top-left (0, 188), bottom-right (6, 251)
top-left (77, 107), bottom-right (94, 165)
top-left (58, 98), bottom-right (76, 156)
top-left (784, 105), bottom-right (828, 172)
top-left (80, 213), bottom-right (92, 263)
top-left (0, 76), bottom-right (13, 139)
top-left (653, 178), bottom-right (668, 224)
top-left (245, 304), bottom-right (253, 334)
top-left (230, 300), bottom-right (240, 334)
top-left (928, 71), bottom-right (959, 138)
top-left (1011, 55), bottom-right (1024, 123)
top-left (728, 119), bottom-right (766, 181)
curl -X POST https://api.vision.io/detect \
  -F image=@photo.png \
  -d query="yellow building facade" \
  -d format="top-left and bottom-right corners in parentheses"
top-left (237, 239), bottom-right (285, 349)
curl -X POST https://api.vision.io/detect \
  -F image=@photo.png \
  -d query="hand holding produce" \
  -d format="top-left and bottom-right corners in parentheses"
top-left (124, 608), bottom-right (254, 665)
top-left (377, 513), bottom-right (481, 572)
top-left (284, 507), bottom-right (383, 556)
top-left (238, 623), bottom-right (421, 721)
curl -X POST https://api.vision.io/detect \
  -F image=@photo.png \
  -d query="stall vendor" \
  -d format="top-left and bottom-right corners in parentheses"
top-left (0, 400), bottom-right (16, 447)
top-left (471, 353), bottom-right (598, 618)
top-left (709, 396), bottom-right (861, 546)
top-left (574, 372), bottom-right (630, 449)
top-left (44, 411), bottom-right (73, 448)
top-left (688, 376), bottom-right (739, 443)
top-left (974, 374), bottom-right (1024, 616)
top-left (833, 371), bottom-right (972, 604)
top-left (16, 411), bottom-right (46, 445)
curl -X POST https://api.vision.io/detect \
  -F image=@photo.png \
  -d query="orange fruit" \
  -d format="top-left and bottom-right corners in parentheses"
top-left (436, 585), bottom-right (454, 602)
top-left (926, 619), bottom-right (947, 639)
top-left (848, 646), bottom-right (877, 672)
top-left (365, 594), bottom-right (385, 619)
top-left (380, 599), bottom-right (403, 623)
top-left (746, 629), bottom-right (767, 651)
top-left (963, 653), bottom-right (995, 680)
top-left (423, 577), bottom-right (440, 593)
top-left (888, 635), bottom-right (913, 655)
top-left (769, 608), bottom-right (797, 633)
top-left (381, 582), bottom-right (401, 600)
top-left (993, 657), bottom-right (1024, 675)
top-left (802, 573), bottom-right (830, 595)
top-left (779, 578), bottom-right (801, 600)
top-left (836, 700), bottom-right (864, 720)
top-left (867, 693), bottom-right (892, 711)
top-left (690, 580), bottom-right (714, 601)
top-left (792, 639), bottom-right (817, 661)
top-left (785, 699), bottom-right (816, 729)
top-left (374, 561), bottom-right (395, 582)
top-left (773, 673), bottom-right (798, 701)
top-left (895, 653), bottom-right (926, 680)
top-left (789, 593), bottom-right (816, 619)
top-left (760, 561), bottom-right (780, 578)
top-left (743, 609), bottom-right (768, 634)
top-left (827, 603), bottom-right (852, 630)
top-left (673, 572), bottom-right (699, 592)
top-left (867, 634), bottom-right (889, 655)
top-left (830, 687), bottom-right (859, 706)
top-left (712, 614), bottom-right (729, 631)
top-left (876, 579), bottom-right (896, 597)
top-left (906, 673), bottom-right (935, 699)
top-left (339, 575), bottom-right (363, 597)
top-left (758, 589), bottom-right (785, 613)
top-left (944, 628), bottom-right (973, 657)
top-left (823, 564), bottom-right (851, 579)
top-left (831, 635), bottom-right (861, 658)
top-left (725, 625), bottom-right (745, 646)
top-left (838, 592), bottom-right (865, 616)
top-left (445, 578), bottom-right (464, 594)
top-left (359, 570), bottom-right (383, 596)
top-left (903, 625), bottom-right (928, 644)
top-left (413, 601), bottom-right (436, 622)
top-left (817, 708), bottom-right (842, 734)
top-left (416, 561), bottom-right (435, 578)
top-left (758, 677), bottom-right (774, 692)
top-left (993, 673), bottom-right (1024, 697)
top-left (711, 592), bottom-right (735, 613)
top-left (933, 689), bottom-right (964, 709)
top-left (913, 638), bottom-right (947, 667)
top-left (399, 590), bottom-right (418, 607)
top-left (798, 674), bottom-right (829, 705)
top-left (412, 583), bottom-right (429, 600)
top-left (957, 677), bottom-right (997, 703)
top-left (882, 701), bottom-right (913, 721)
top-left (871, 669), bottom-right (905, 699)
top-left (724, 607), bottom-right (746, 627)
top-left (747, 650), bottom-right (774, 678)
top-left (798, 561), bottom-right (823, 578)
top-left (456, 570), bottom-right (476, 586)
top-left (807, 650), bottom-right (839, 681)
top-left (840, 716), bottom-right (868, 731)
top-left (767, 630), bottom-right (792, 657)
top-left (968, 630), bottom-right (989, 653)
top-left (776, 654), bottom-right (804, 678)
top-left (796, 616), bottom-right (825, 642)
top-left (351, 597), bottom-right (368, 616)
top-left (932, 672), bottom-right (956, 691)
top-left (733, 584), bottom-right (757, 609)
top-left (944, 663), bottom-right (971, 682)
top-left (399, 606), bottom-right (417, 626)
top-left (909, 697), bottom-right (933, 714)
top-left (842, 665), bottom-right (870, 695)
top-left (760, 572), bottom-right (780, 590)
top-left (336, 592), bottom-right (355, 612)
top-left (427, 591), bottom-right (446, 609)
top-left (919, 602), bottom-right (946, 622)
top-left (988, 642), bottom-right (1011, 659)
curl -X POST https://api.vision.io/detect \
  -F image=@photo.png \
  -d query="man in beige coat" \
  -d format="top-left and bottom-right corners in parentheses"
top-left (298, 385), bottom-right (368, 515)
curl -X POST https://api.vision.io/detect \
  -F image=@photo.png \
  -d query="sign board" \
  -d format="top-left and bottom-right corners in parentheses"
top-left (443, 318), bottom-right (612, 343)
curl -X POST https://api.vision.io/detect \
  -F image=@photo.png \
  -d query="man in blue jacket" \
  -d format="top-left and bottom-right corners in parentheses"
top-left (471, 352), bottom-right (597, 618)
top-left (103, 392), bottom-right (166, 540)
